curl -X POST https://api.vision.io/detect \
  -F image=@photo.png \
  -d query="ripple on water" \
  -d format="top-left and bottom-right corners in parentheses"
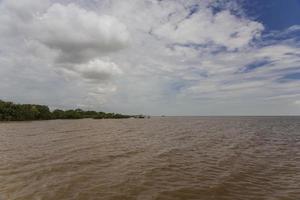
top-left (1, 117), bottom-right (300, 200)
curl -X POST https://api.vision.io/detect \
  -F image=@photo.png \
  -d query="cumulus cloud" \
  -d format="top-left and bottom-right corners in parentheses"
top-left (71, 59), bottom-right (122, 82)
top-left (0, 0), bottom-right (129, 58)
top-left (0, 0), bottom-right (300, 115)
top-left (0, 0), bottom-right (129, 107)
top-left (35, 3), bottom-right (129, 63)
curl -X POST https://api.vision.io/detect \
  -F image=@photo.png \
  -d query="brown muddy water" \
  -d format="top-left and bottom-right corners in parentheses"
top-left (0, 117), bottom-right (300, 200)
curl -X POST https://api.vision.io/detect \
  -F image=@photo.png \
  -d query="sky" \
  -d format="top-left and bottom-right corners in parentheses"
top-left (0, 0), bottom-right (300, 116)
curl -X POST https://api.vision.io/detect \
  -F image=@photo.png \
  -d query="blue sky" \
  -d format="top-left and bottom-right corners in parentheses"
top-left (0, 0), bottom-right (300, 115)
top-left (243, 0), bottom-right (300, 81)
top-left (243, 0), bottom-right (300, 30)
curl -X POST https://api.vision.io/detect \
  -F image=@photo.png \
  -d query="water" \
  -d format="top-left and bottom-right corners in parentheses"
top-left (0, 117), bottom-right (300, 200)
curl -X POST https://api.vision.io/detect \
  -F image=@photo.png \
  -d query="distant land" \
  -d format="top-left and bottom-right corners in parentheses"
top-left (0, 100), bottom-right (145, 121)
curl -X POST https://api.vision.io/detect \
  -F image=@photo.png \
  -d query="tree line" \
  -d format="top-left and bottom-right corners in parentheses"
top-left (0, 100), bottom-right (137, 121)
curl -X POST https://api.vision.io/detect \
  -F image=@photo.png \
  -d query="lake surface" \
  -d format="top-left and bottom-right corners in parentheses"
top-left (0, 117), bottom-right (300, 200)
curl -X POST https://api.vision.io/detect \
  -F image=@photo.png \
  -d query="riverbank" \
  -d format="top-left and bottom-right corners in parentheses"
top-left (0, 100), bottom-right (143, 121)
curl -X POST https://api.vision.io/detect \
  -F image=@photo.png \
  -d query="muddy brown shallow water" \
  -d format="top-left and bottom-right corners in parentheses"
top-left (0, 117), bottom-right (300, 200)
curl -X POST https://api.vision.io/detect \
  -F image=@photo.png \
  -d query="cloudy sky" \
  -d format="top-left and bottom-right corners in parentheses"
top-left (0, 0), bottom-right (300, 115)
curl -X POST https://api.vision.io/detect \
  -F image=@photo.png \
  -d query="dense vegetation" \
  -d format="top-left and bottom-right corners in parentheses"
top-left (0, 100), bottom-right (136, 121)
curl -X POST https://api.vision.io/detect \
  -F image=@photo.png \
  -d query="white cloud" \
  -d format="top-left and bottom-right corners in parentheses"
top-left (295, 100), bottom-right (300, 105)
top-left (0, 0), bottom-right (300, 115)
top-left (0, 0), bottom-right (129, 108)
top-left (153, 9), bottom-right (263, 50)
top-left (35, 3), bottom-right (129, 63)
top-left (72, 59), bottom-right (122, 82)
